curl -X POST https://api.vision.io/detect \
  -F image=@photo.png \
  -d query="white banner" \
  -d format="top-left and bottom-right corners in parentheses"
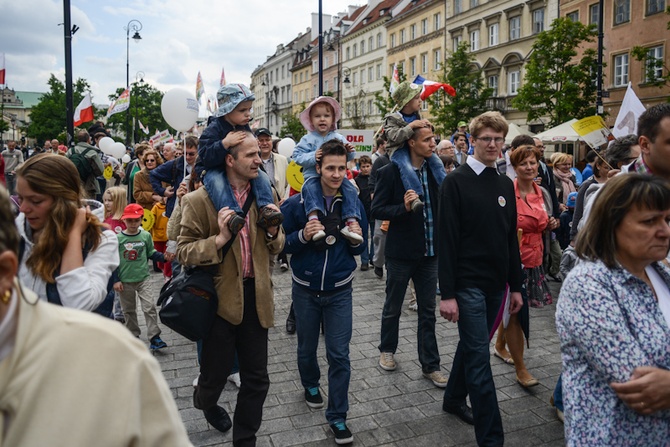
top-left (339, 129), bottom-right (375, 154)
top-left (613, 83), bottom-right (646, 138)
top-left (149, 129), bottom-right (173, 145)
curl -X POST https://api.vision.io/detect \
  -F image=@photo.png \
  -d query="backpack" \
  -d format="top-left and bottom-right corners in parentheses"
top-left (67, 146), bottom-right (96, 182)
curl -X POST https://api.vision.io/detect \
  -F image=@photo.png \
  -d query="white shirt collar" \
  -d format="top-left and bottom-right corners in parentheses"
top-left (466, 156), bottom-right (497, 175)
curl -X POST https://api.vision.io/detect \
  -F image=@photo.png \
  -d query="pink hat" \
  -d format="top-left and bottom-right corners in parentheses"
top-left (299, 96), bottom-right (342, 132)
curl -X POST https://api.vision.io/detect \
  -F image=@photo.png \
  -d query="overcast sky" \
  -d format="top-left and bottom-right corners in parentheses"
top-left (1, 0), bottom-right (361, 105)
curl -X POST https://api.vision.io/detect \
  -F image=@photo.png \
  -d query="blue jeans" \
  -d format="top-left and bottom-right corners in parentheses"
top-left (444, 288), bottom-right (504, 446)
top-left (203, 167), bottom-right (274, 212)
top-left (292, 283), bottom-right (352, 424)
top-left (360, 220), bottom-right (375, 265)
top-left (379, 256), bottom-right (440, 373)
top-left (553, 374), bottom-right (563, 412)
top-left (302, 176), bottom-right (361, 220)
top-left (390, 148), bottom-right (446, 195)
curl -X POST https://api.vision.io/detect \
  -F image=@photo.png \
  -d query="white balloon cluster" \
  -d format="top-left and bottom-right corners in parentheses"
top-left (98, 137), bottom-right (126, 159)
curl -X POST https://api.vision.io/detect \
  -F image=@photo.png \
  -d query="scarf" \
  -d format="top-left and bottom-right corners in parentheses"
top-left (553, 169), bottom-right (576, 203)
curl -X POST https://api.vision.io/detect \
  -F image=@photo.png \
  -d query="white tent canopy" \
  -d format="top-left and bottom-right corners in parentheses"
top-left (505, 123), bottom-right (535, 145)
top-left (534, 118), bottom-right (581, 143)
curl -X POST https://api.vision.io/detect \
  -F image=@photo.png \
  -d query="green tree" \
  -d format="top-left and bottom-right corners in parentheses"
top-left (631, 6), bottom-right (670, 97)
top-left (26, 74), bottom-right (96, 144)
top-left (428, 42), bottom-right (493, 137)
top-left (105, 81), bottom-right (168, 143)
top-left (373, 65), bottom-right (407, 118)
top-left (513, 17), bottom-right (598, 127)
top-left (279, 106), bottom-right (306, 140)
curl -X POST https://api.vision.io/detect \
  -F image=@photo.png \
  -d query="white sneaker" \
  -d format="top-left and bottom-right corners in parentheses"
top-left (280, 261), bottom-right (289, 271)
top-left (340, 226), bottom-right (364, 244)
top-left (312, 230), bottom-right (326, 241)
top-left (192, 375), bottom-right (199, 388)
top-left (408, 302), bottom-right (418, 311)
top-left (227, 372), bottom-right (241, 388)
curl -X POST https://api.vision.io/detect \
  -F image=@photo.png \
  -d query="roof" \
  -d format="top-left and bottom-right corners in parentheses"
top-left (389, 0), bottom-right (439, 24)
top-left (4, 91), bottom-right (44, 109)
top-left (346, 0), bottom-right (401, 36)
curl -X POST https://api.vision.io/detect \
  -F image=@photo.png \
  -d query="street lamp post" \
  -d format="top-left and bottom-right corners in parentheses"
top-left (133, 71), bottom-right (145, 143)
top-left (125, 19), bottom-right (142, 146)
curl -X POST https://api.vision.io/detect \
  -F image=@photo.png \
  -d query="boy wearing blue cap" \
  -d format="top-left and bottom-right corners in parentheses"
top-left (199, 83), bottom-right (282, 233)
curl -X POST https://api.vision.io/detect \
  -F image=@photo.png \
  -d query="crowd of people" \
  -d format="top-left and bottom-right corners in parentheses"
top-left (1, 83), bottom-right (670, 446)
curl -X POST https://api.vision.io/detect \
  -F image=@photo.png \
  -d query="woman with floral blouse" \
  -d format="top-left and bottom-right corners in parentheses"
top-left (556, 174), bottom-right (670, 446)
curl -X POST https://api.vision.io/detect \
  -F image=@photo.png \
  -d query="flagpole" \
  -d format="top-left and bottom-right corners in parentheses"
top-left (63, 0), bottom-right (75, 147)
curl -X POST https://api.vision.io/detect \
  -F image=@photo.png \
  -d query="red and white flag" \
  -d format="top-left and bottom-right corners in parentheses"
top-left (412, 75), bottom-right (456, 101)
top-left (138, 120), bottom-right (149, 135)
top-left (389, 63), bottom-right (399, 94)
top-left (0, 53), bottom-right (5, 85)
top-left (73, 92), bottom-right (94, 127)
top-left (220, 67), bottom-right (227, 87)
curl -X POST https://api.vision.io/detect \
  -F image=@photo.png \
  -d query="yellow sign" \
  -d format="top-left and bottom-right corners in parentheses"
top-left (142, 208), bottom-right (155, 231)
top-left (103, 165), bottom-right (114, 180)
top-left (286, 161), bottom-right (304, 192)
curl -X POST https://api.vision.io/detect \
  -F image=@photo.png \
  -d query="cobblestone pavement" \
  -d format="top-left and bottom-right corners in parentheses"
top-left (144, 262), bottom-right (565, 447)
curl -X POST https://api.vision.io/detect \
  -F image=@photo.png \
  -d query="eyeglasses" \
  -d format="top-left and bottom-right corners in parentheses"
top-left (535, 144), bottom-right (545, 149)
top-left (476, 136), bottom-right (505, 145)
top-left (145, 159), bottom-right (156, 163)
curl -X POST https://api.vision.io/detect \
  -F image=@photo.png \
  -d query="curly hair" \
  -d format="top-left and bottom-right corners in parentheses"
top-left (16, 154), bottom-right (105, 283)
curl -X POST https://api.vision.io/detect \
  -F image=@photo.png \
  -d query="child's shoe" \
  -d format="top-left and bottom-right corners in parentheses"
top-left (257, 206), bottom-right (283, 229)
top-left (150, 335), bottom-right (168, 350)
top-left (340, 225), bottom-right (364, 244)
top-left (411, 198), bottom-right (424, 213)
top-left (228, 214), bottom-right (246, 235)
top-left (312, 230), bottom-right (326, 241)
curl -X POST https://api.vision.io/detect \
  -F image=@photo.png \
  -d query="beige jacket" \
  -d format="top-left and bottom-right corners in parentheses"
top-left (176, 187), bottom-right (285, 328)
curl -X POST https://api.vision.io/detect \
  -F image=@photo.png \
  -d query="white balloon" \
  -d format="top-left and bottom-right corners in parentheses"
top-left (161, 88), bottom-right (199, 132)
top-left (278, 138), bottom-right (296, 159)
top-left (108, 142), bottom-right (126, 159)
top-left (121, 154), bottom-right (131, 163)
top-left (98, 137), bottom-right (115, 152)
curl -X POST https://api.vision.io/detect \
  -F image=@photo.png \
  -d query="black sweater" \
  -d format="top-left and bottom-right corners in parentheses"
top-left (436, 163), bottom-right (522, 299)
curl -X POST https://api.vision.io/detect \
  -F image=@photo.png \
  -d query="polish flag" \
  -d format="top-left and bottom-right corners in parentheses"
top-left (73, 92), bottom-right (94, 127)
top-left (0, 53), bottom-right (5, 85)
top-left (389, 63), bottom-right (399, 94)
top-left (412, 75), bottom-right (456, 101)
top-left (220, 67), bottom-right (227, 87)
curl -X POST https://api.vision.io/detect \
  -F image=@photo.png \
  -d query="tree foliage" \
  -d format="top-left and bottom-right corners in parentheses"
top-left (373, 65), bottom-right (407, 118)
top-left (279, 106), bottom-right (306, 140)
top-left (631, 6), bottom-right (670, 97)
top-left (428, 42), bottom-right (493, 137)
top-left (26, 74), bottom-right (96, 145)
top-left (513, 17), bottom-right (598, 127)
top-left (105, 81), bottom-right (168, 143)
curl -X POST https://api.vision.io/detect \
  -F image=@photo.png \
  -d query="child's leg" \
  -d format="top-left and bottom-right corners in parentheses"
top-left (251, 169), bottom-right (275, 208)
top-left (427, 153), bottom-right (447, 184)
top-left (339, 179), bottom-right (362, 221)
top-left (137, 279), bottom-right (162, 341)
top-left (119, 283), bottom-right (140, 337)
top-left (302, 177), bottom-right (327, 217)
top-left (391, 148), bottom-right (423, 194)
top-left (203, 168), bottom-right (242, 213)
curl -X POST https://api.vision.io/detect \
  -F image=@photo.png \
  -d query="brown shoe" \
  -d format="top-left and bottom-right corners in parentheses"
top-left (257, 206), bottom-right (283, 229)
top-left (228, 214), bottom-right (246, 235)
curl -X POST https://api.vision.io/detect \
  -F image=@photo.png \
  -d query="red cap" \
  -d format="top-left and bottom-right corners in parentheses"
top-left (121, 203), bottom-right (144, 220)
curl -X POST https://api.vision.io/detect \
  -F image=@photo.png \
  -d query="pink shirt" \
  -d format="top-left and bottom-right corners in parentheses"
top-left (232, 183), bottom-right (254, 279)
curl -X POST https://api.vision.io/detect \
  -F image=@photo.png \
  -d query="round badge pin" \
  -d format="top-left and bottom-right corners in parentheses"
top-left (498, 196), bottom-right (506, 207)
top-left (325, 235), bottom-right (337, 245)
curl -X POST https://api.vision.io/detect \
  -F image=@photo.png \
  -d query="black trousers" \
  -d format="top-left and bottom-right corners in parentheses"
top-left (194, 279), bottom-right (269, 446)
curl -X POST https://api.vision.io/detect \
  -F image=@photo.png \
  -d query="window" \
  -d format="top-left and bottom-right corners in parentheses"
top-left (509, 16), bottom-right (521, 40)
top-left (353, 72), bottom-right (358, 87)
top-left (470, 30), bottom-right (480, 51)
top-left (368, 67), bottom-right (373, 82)
top-left (470, 0), bottom-right (479, 7)
top-left (453, 35), bottom-right (462, 52)
top-left (508, 69), bottom-right (520, 95)
top-left (614, 53), bottom-right (629, 87)
top-left (324, 56), bottom-right (329, 69)
top-left (377, 64), bottom-right (382, 80)
top-left (434, 49), bottom-right (442, 70)
top-left (324, 80), bottom-right (329, 91)
top-left (566, 11), bottom-right (579, 22)
top-left (410, 25), bottom-right (416, 40)
top-left (281, 66), bottom-right (285, 79)
top-left (300, 72), bottom-right (303, 83)
top-left (647, 0), bottom-right (666, 15)
top-left (421, 19), bottom-right (428, 35)
top-left (353, 44), bottom-right (357, 57)
top-left (400, 29), bottom-right (406, 44)
top-left (645, 46), bottom-right (664, 82)
top-left (614, 0), bottom-right (631, 25)
top-left (421, 53), bottom-right (427, 73)
top-left (589, 3), bottom-right (600, 25)
top-left (360, 40), bottom-right (365, 54)
top-left (333, 76), bottom-right (338, 91)
top-left (434, 12), bottom-right (442, 30)
top-left (488, 75), bottom-right (498, 96)
top-left (390, 33), bottom-right (396, 48)
top-left (368, 37), bottom-right (373, 51)
top-left (488, 23), bottom-right (499, 46)
top-left (294, 92), bottom-right (298, 103)
top-left (377, 33), bottom-right (383, 48)
top-left (533, 8), bottom-right (545, 34)
top-left (346, 47), bottom-right (350, 60)
top-left (360, 70), bottom-right (365, 84)
top-left (367, 100), bottom-right (373, 115)
top-left (421, 100), bottom-right (428, 111)
top-left (410, 57), bottom-right (416, 76)
top-left (454, 0), bottom-right (462, 14)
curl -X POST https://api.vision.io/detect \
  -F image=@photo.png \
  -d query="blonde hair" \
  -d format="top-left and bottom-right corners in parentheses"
top-left (16, 154), bottom-right (105, 283)
top-left (551, 152), bottom-right (572, 166)
top-left (103, 186), bottom-right (127, 220)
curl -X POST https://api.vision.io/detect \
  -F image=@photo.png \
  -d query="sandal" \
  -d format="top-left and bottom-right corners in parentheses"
top-left (493, 347), bottom-right (515, 365)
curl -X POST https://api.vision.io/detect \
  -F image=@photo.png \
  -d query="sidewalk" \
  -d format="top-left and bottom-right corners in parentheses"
top-left (146, 264), bottom-right (565, 446)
